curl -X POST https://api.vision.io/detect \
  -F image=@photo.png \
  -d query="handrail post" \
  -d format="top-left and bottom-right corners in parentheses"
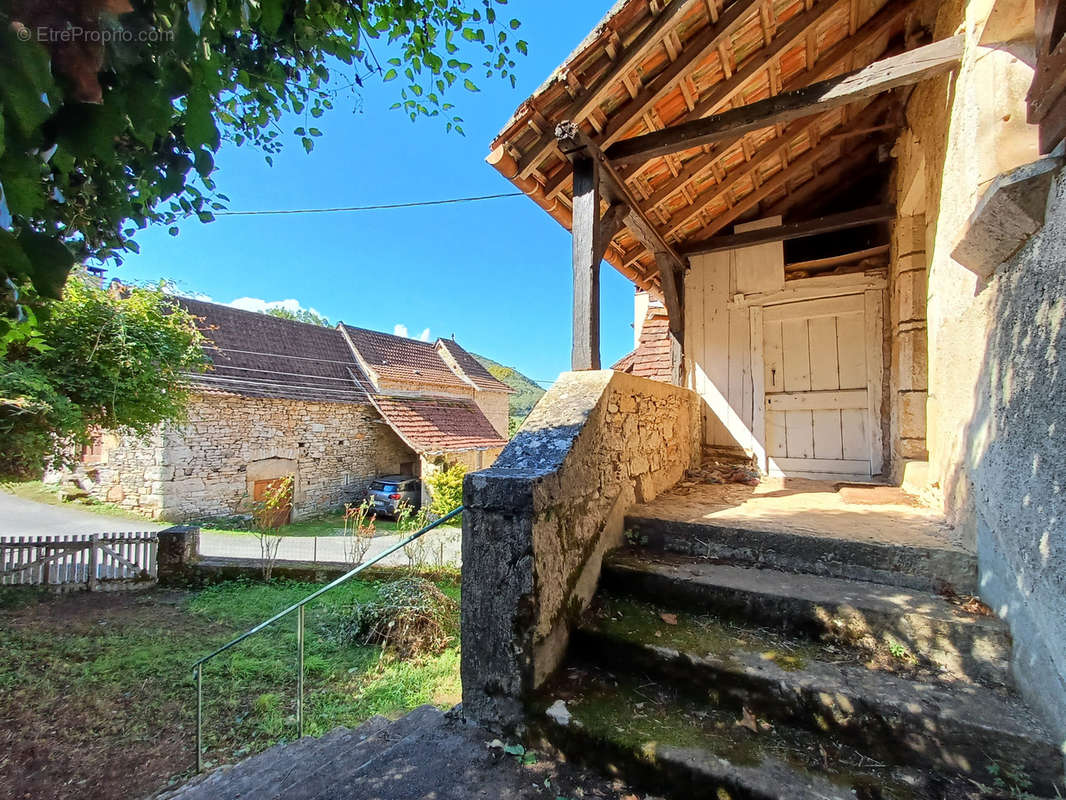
top-left (196, 663), bottom-right (203, 773)
top-left (296, 605), bottom-right (305, 738)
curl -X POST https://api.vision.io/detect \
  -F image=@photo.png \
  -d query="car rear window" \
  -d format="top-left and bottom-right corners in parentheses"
top-left (372, 482), bottom-right (398, 492)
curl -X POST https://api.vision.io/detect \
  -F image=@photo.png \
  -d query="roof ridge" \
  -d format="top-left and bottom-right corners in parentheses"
top-left (340, 322), bottom-right (439, 349)
top-left (177, 296), bottom-right (339, 334)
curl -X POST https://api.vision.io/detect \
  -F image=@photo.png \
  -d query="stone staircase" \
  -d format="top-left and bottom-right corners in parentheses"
top-left (154, 705), bottom-right (640, 800)
top-left (531, 511), bottom-right (1066, 799)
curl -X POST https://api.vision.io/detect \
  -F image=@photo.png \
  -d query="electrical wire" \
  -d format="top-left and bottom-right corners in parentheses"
top-left (213, 191), bottom-right (524, 217)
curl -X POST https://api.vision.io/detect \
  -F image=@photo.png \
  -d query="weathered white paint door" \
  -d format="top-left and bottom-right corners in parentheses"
top-left (758, 291), bottom-right (883, 478)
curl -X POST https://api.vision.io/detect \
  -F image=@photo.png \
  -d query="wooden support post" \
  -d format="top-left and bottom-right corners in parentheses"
top-left (571, 154), bottom-right (601, 370)
top-left (654, 252), bottom-right (685, 385)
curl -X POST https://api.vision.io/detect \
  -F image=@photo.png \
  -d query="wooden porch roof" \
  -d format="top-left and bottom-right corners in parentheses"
top-left (487, 0), bottom-right (923, 293)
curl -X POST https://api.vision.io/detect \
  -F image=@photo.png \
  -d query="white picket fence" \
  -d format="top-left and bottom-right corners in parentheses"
top-left (0, 532), bottom-right (158, 590)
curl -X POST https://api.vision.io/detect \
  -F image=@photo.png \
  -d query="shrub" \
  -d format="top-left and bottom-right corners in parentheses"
top-left (424, 461), bottom-right (466, 518)
top-left (327, 578), bottom-right (458, 660)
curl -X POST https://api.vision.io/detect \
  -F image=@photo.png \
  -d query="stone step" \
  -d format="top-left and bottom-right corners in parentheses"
top-left (532, 663), bottom-right (933, 800)
top-left (271, 705), bottom-right (445, 800)
top-left (572, 593), bottom-right (1065, 795)
top-left (624, 513), bottom-right (978, 593)
top-left (602, 550), bottom-right (1011, 686)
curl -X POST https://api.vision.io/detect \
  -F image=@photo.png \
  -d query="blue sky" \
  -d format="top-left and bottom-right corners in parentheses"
top-left (113, 2), bottom-right (638, 387)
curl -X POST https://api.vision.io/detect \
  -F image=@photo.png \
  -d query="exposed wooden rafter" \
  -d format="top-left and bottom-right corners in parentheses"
top-left (682, 204), bottom-right (895, 255)
top-left (606, 35), bottom-right (963, 165)
top-left (514, 0), bottom-right (700, 180)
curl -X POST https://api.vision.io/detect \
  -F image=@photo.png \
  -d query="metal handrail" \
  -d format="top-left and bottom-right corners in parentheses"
top-left (191, 505), bottom-right (463, 773)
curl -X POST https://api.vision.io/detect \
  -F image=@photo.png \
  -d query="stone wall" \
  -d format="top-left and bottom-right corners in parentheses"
top-left (84, 393), bottom-right (415, 522)
top-left (461, 371), bottom-right (701, 730)
top-left (894, 0), bottom-right (1066, 749)
top-left (474, 389), bottom-right (511, 438)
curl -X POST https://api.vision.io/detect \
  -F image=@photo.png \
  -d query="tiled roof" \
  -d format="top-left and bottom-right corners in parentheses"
top-left (179, 298), bottom-right (369, 403)
top-left (436, 339), bottom-right (515, 394)
top-left (341, 325), bottom-right (469, 391)
top-left (370, 395), bottom-right (508, 453)
top-left (612, 308), bottom-right (673, 383)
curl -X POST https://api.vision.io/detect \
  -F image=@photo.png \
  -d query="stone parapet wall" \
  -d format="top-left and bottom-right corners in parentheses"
top-left (461, 371), bottom-right (701, 730)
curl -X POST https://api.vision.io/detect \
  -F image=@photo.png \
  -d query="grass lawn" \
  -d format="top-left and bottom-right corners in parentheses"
top-left (0, 575), bottom-right (461, 800)
top-left (1, 479), bottom-right (152, 522)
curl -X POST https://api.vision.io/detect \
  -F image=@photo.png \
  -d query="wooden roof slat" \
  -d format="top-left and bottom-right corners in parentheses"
top-left (618, 0), bottom-right (849, 181)
top-left (761, 138), bottom-right (882, 217)
top-left (607, 35), bottom-right (962, 165)
top-left (597, 0), bottom-right (764, 148)
top-left (514, 0), bottom-right (701, 180)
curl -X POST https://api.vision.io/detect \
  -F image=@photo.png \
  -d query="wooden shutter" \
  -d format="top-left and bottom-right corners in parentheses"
top-left (1028, 0), bottom-right (1066, 153)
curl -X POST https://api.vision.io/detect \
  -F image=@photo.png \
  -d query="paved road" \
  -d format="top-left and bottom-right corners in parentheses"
top-left (199, 527), bottom-right (463, 568)
top-left (0, 491), bottom-right (461, 567)
top-left (0, 491), bottom-right (168, 536)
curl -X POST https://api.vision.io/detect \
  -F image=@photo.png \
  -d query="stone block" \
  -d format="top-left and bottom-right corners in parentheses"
top-left (893, 214), bottom-right (926, 258)
top-left (106, 485), bottom-right (125, 503)
top-left (895, 328), bottom-right (929, 392)
top-left (951, 156), bottom-right (1063, 279)
top-left (899, 391), bottom-right (928, 440)
top-left (894, 269), bottom-right (927, 324)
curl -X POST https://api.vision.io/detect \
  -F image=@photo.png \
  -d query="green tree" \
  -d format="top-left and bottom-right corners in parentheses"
top-left (0, 275), bottom-right (208, 477)
top-left (0, 0), bottom-right (526, 312)
top-left (265, 306), bottom-right (331, 326)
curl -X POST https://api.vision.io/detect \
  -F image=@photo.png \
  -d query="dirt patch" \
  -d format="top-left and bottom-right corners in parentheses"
top-left (0, 590), bottom-right (207, 800)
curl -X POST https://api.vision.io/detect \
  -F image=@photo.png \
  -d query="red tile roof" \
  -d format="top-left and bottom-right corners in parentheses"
top-left (341, 325), bottom-right (469, 391)
top-left (436, 339), bottom-right (515, 393)
top-left (370, 395), bottom-right (508, 453)
top-left (179, 298), bottom-right (370, 403)
top-left (612, 308), bottom-right (674, 383)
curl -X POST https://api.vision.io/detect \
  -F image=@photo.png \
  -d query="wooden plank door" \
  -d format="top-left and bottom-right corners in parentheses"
top-left (759, 291), bottom-right (883, 477)
top-left (253, 478), bottom-right (293, 528)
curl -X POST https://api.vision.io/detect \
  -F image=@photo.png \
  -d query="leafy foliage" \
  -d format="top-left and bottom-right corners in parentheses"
top-left (0, 275), bottom-right (208, 477)
top-left (423, 460), bottom-right (465, 517)
top-left (265, 306), bottom-right (331, 326)
top-left (326, 577), bottom-right (459, 659)
top-left (0, 0), bottom-right (527, 310)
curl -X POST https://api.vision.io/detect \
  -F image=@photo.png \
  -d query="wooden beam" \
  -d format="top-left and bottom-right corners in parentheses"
top-left (606, 35), bottom-right (963, 165)
top-left (570, 155), bottom-right (601, 370)
top-left (558, 120), bottom-right (689, 377)
top-left (661, 95), bottom-right (894, 241)
top-left (605, 0), bottom-right (847, 150)
top-left (761, 140), bottom-right (882, 218)
top-left (614, 0), bottom-right (913, 192)
top-left (557, 121), bottom-right (688, 278)
top-left (682, 204), bottom-right (894, 254)
top-left (597, 0), bottom-right (764, 147)
top-left (786, 244), bottom-right (889, 272)
top-left (514, 0), bottom-right (700, 180)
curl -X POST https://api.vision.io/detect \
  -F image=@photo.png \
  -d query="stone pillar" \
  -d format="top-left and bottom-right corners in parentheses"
top-left (891, 215), bottom-right (929, 476)
top-left (157, 525), bottom-right (200, 586)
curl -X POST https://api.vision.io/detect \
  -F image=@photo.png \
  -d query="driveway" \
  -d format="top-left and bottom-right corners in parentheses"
top-left (0, 491), bottom-right (168, 537)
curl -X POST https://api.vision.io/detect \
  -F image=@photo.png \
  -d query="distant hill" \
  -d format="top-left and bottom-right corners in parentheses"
top-left (471, 354), bottom-right (546, 422)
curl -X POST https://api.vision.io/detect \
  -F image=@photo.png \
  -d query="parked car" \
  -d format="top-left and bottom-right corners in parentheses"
top-left (365, 475), bottom-right (421, 518)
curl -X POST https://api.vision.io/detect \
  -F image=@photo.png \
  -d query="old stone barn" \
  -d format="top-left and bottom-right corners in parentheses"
top-left (76, 299), bottom-right (512, 521)
top-left (461, 0), bottom-right (1066, 796)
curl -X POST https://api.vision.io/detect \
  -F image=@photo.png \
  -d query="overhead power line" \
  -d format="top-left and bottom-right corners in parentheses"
top-left (214, 191), bottom-right (524, 217)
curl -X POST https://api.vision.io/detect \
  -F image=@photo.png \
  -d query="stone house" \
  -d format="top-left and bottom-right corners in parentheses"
top-left (462, 0), bottom-right (1066, 795)
top-left (77, 298), bottom-right (512, 521)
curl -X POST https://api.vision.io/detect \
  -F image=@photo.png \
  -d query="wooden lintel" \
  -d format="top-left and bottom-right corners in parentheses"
top-left (682, 204), bottom-right (895, 255)
top-left (606, 35), bottom-right (963, 165)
